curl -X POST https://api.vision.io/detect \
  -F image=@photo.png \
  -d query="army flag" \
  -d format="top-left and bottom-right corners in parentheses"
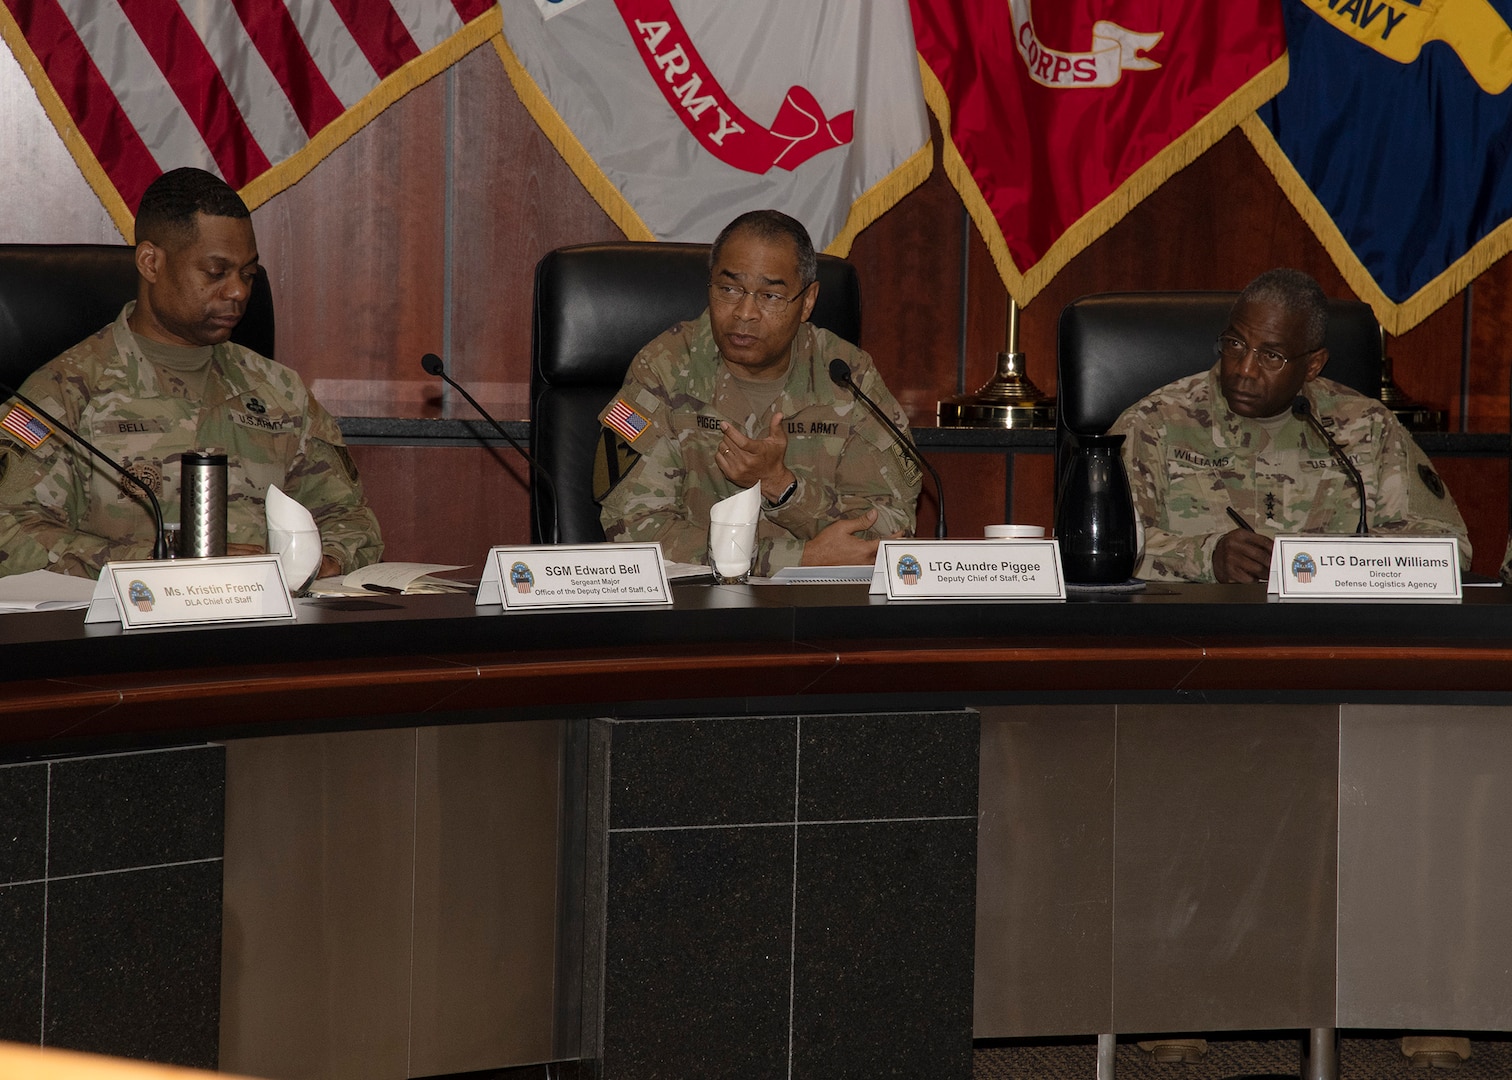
top-left (910, 1), bottom-right (1288, 303)
top-left (496, 0), bottom-right (932, 253)
top-left (0, 0), bottom-right (500, 236)
top-left (1244, 0), bottom-right (1512, 335)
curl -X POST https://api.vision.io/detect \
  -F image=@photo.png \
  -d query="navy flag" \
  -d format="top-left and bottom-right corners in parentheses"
top-left (1243, 0), bottom-right (1512, 334)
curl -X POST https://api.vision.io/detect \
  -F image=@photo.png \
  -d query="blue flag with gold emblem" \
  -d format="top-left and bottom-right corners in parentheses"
top-left (1243, 0), bottom-right (1512, 334)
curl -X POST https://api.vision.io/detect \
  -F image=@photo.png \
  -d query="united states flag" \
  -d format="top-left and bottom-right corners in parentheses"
top-left (0, 0), bottom-right (499, 230)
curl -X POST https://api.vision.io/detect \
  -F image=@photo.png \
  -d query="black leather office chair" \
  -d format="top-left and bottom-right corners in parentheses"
top-left (1056, 291), bottom-right (1382, 439)
top-left (529, 242), bottom-right (862, 545)
top-left (0, 243), bottom-right (276, 392)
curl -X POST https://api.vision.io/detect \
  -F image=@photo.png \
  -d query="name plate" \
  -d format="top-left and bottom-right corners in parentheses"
top-left (1266, 535), bottom-right (1461, 600)
top-left (870, 540), bottom-right (1066, 600)
top-left (85, 556), bottom-right (294, 628)
top-left (477, 543), bottom-right (672, 611)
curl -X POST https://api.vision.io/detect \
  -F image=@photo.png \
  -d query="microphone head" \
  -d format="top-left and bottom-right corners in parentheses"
top-left (1291, 395), bottom-right (1310, 418)
top-left (828, 358), bottom-right (852, 387)
top-left (420, 352), bottom-right (446, 377)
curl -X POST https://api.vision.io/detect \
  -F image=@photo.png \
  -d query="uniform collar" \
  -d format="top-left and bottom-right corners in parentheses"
top-left (112, 302), bottom-right (261, 406)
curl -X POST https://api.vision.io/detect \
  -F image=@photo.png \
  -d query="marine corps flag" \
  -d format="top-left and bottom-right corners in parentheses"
top-left (1244, 0), bottom-right (1512, 335)
top-left (497, 0), bottom-right (932, 253)
top-left (910, 1), bottom-right (1287, 303)
top-left (0, 0), bottom-right (499, 235)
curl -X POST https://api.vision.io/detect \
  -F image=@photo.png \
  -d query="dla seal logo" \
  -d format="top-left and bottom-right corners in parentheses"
top-left (1290, 552), bottom-right (1316, 584)
top-left (896, 554), bottom-right (922, 586)
top-left (127, 580), bottom-right (154, 612)
top-left (510, 561), bottom-right (535, 594)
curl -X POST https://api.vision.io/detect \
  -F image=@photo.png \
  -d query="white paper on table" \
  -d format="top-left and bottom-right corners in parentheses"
top-left (307, 562), bottom-right (470, 597)
top-left (0, 568), bottom-right (97, 611)
top-left (266, 484), bottom-right (322, 591)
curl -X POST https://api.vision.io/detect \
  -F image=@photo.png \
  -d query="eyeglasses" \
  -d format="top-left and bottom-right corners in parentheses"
top-left (1215, 333), bottom-right (1320, 373)
top-left (708, 280), bottom-right (811, 316)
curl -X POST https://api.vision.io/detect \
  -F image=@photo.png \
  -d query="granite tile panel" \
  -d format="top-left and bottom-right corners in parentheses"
top-left (607, 716), bottom-right (796, 830)
top-left (602, 826), bottom-right (793, 1080)
top-left (798, 711), bottom-right (978, 822)
top-left (792, 819), bottom-right (976, 1079)
top-left (45, 860), bottom-right (222, 1068)
top-left (0, 882), bottom-right (43, 1045)
top-left (48, 747), bottom-right (225, 876)
top-left (0, 763), bottom-right (46, 884)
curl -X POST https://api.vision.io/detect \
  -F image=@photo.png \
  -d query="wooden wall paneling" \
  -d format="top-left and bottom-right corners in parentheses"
top-left (848, 129), bottom-right (965, 429)
top-left (346, 443), bottom-right (531, 565)
top-left (1433, 457), bottom-right (1508, 578)
top-left (447, 46), bottom-right (623, 418)
top-left (251, 78), bottom-right (449, 414)
top-left (1469, 253), bottom-right (1512, 429)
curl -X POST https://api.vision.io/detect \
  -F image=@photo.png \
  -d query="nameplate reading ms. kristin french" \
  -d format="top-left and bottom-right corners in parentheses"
top-left (85, 556), bottom-right (294, 628)
top-left (476, 543), bottom-right (672, 611)
top-left (1266, 536), bottom-right (1462, 600)
top-left (872, 540), bottom-right (1066, 601)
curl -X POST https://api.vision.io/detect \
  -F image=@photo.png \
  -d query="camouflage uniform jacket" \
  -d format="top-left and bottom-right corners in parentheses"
top-left (1110, 363), bottom-right (1469, 582)
top-left (0, 304), bottom-right (383, 578)
top-left (597, 312), bottom-right (920, 575)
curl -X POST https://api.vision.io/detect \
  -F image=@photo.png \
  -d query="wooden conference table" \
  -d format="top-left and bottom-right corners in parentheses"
top-left (3, 579), bottom-right (1512, 1080)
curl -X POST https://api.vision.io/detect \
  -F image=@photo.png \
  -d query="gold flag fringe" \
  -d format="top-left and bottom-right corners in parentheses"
top-left (494, 15), bottom-right (931, 252)
top-left (493, 27), bottom-right (654, 242)
top-left (0, 5), bottom-right (502, 239)
top-left (825, 138), bottom-right (933, 258)
top-left (921, 51), bottom-right (1290, 307)
top-left (1241, 113), bottom-right (1512, 336)
top-left (0, 6), bottom-right (132, 237)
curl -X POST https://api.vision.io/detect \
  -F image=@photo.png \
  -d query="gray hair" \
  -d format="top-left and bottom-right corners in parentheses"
top-left (709, 209), bottom-right (818, 288)
top-left (1234, 268), bottom-right (1329, 349)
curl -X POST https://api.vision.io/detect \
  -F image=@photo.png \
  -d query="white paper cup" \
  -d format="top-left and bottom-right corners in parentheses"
top-left (709, 520), bottom-right (757, 582)
top-left (984, 524), bottom-right (1045, 539)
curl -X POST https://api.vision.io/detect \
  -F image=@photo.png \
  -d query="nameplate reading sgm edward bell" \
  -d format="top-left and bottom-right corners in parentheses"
top-left (1267, 536), bottom-right (1461, 600)
top-left (476, 543), bottom-right (672, 611)
top-left (872, 540), bottom-right (1066, 600)
top-left (85, 555), bottom-right (294, 628)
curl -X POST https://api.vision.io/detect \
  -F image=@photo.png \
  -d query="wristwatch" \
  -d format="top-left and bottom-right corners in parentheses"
top-left (766, 476), bottom-right (798, 508)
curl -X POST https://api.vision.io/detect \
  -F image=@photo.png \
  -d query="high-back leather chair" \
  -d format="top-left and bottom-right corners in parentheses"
top-left (1056, 291), bottom-right (1382, 439)
top-left (0, 244), bottom-right (276, 393)
top-left (529, 242), bottom-right (862, 545)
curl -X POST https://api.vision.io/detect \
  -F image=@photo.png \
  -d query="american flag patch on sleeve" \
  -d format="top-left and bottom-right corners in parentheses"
top-left (604, 399), bottom-right (650, 443)
top-left (1, 403), bottom-right (53, 450)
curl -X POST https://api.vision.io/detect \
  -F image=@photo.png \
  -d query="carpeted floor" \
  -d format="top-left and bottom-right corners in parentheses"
top-left (974, 1034), bottom-right (1512, 1079)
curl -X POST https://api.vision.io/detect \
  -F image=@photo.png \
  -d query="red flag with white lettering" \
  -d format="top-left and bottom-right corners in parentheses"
top-left (497, 0), bottom-right (931, 253)
top-left (910, 0), bottom-right (1287, 303)
top-left (0, 0), bottom-right (499, 234)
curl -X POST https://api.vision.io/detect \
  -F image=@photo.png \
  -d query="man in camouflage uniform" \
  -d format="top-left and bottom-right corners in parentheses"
top-left (1111, 268), bottom-right (1468, 583)
top-left (597, 210), bottom-right (919, 575)
top-left (0, 167), bottom-right (382, 579)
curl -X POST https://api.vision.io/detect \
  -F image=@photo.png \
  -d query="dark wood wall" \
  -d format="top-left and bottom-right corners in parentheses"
top-left (245, 44), bottom-right (1511, 576)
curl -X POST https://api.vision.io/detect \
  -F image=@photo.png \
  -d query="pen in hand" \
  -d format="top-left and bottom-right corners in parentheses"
top-left (1226, 506), bottom-right (1256, 533)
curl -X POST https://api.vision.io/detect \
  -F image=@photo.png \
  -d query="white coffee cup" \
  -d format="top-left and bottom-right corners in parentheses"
top-left (984, 524), bottom-right (1045, 539)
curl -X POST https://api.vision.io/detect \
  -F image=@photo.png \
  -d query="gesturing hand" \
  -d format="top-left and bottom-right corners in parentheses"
top-left (718, 413), bottom-right (794, 502)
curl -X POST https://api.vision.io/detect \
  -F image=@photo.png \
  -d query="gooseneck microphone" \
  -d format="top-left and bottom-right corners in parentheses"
top-left (828, 358), bottom-right (947, 539)
top-left (419, 353), bottom-right (560, 545)
top-left (1292, 395), bottom-right (1367, 536)
top-left (0, 381), bottom-right (169, 559)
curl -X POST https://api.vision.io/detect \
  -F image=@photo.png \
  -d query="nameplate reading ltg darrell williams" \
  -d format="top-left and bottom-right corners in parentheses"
top-left (1266, 536), bottom-right (1462, 600)
top-left (85, 555), bottom-right (294, 628)
top-left (871, 540), bottom-right (1066, 601)
top-left (476, 543), bottom-right (672, 611)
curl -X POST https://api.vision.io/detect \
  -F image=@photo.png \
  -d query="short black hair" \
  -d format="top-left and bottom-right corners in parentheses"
top-left (1235, 268), bottom-right (1329, 349)
top-left (134, 167), bottom-right (250, 249)
top-left (709, 209), bottom-right (818, 288)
